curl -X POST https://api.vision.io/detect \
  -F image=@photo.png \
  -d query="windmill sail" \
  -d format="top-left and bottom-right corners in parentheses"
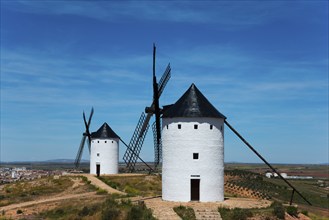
top-left (74, 135), bottom-right (87, 168)
top-left (152, 121), bottom-right (162, 167)
top-left (123, 45), bottom-right (171, 172)
top-left (74, 108), bottom-right (93, 169)
top-left (123, 112), bottom-right (150, 172)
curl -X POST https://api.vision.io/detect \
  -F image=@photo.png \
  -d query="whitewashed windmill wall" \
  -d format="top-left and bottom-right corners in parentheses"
top-left (161, 84), bottom-right (226, 202)
top-left (90, 123), bottom-right (119, 175)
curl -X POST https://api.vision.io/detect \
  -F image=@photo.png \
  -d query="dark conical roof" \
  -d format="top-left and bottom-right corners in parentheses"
top-left (162, 84), bottom-right (226, 119)
top-left (91, 122), bottom-right (119, 139)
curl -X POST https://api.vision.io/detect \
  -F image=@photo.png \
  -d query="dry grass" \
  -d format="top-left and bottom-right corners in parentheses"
top-left (99, 175), bottom-right (162, 197)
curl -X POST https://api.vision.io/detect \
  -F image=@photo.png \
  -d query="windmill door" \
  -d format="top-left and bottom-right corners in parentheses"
top-left (96, 164), bottom-right (100, 177)
top-left (190, 179), bottom-right (200, 201)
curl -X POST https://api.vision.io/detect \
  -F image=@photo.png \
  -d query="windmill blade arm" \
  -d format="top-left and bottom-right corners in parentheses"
top-left (123, 112), bottom-right (151, 171)
top-left (152, 122), bottom-right (162, 167)
top-left (158, 64), bottom-right (171, 97)
top-left (84, 108), bottom-right (93, 146)
top-left (140, 112), bottom-right (152, 137)
top-left (74, 135), bottom-right (87, 168)
top-left (224, 120), bottom-right (312, 206)
top-left (87, 107), bottom-right (94, 127)
top-left (120, 138), bottom-right (154, 173)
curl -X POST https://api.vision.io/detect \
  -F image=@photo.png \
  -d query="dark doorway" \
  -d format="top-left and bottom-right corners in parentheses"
top-left (191, 179), bottom-right (200, 201)
top-left (96, 164), bottom-right (100, 177)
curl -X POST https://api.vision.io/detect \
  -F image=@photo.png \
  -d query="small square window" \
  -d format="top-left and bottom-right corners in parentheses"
top-left (112, 140), bottom-right (114, 143)
top-left (105, 141), bottom-right (107, 143)
top-left (166, 125), bottom-right (169, 129)
top-left (193, 153), bottom-right (199, 160)
top-left (210, 125), bottom-right (213, 130)
top-left (97, 141), bottom-right (99, 143)
top-left (194, 124), bottom-right (198, 129)
top-left (97, 153), bottom-right (100, 157)
top-left (178, 124), bottom-right (181, 129)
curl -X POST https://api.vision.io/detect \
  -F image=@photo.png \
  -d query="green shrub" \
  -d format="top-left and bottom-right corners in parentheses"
top-left (16, 210), bottom-right (23, 214)
top-left (121, 199), bottom-right (132, 206)
top-left (218, 207), bottom-right (252, 220)
top-left (96, 188), bottom-right (107, 195)
top-left (127, 202), bottom-right (156, 220)
top-left (79, 206), bottom-right (90, 216)
top-left (231, 208), bottom-right (253, 220)
top-left (218, 207), bottom-right (231, 220)
top-left (173, 205), bottom-right (196, 220)
top-left (101, 197), bottom-right (120, 220)
top-left (286, 206), bottom-right (298, 217)
top-left (271, 201), bottom-right (285, 219)
top-left (301, 210), bottom-right (308, 216)
top-left (124, 185), bottom-right (139, 196)
top-left (101, 206), bottom-right (120, 220)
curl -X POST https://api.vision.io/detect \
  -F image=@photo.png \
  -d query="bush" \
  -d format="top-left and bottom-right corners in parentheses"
top-left (231, 208), bottom-right (253, 220)
top-left (271, 201), bottom-right (285, 219)
top-left (101, 197), bottom-right (120, 220)
top-left (121, 199), bottom-right (132, 206)
top-left (218, 207), bottom-right (252, 220)
top-left (124, 185), bottom-right (139, 196)
top-left (127, 202), bottom-right (155, 220)
top-left (174, 205), bottom-right (196, 220)
top-left (218, 207), bottom-right (230, 220)
top-left (79, 206), bottom-right (90, 216)
top-left (286, 206), bottom-right (298, 217)
top-left (16, 209), bottom-right (23, 214)
top-left (301, 210), bottom-right (308, 216)
top-left (96, 188), bottom-right (108, 195)
top-left (101, 206), bottom-right (120, 220)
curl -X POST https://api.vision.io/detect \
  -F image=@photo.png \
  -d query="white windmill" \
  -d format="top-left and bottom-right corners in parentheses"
top-left (90, 122), bottom-right (120, 175)
top-left (161, 84), bottom-right (226, 202)
top-left (74, 108), bottom-right (120, 176)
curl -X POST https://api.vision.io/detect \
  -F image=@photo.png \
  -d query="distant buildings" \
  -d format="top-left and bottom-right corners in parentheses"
top-left (265, 172), bottom-right (313, 179)
top-left (0, 167), bottom-right (65, 183)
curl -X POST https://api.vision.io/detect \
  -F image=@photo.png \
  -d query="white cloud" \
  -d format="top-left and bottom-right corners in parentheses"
top-left (3, 1), bottom-right (317, 28)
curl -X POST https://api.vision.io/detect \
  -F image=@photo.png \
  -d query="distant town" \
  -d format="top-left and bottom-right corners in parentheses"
top-left (0, 166), bottom-right (68, 184)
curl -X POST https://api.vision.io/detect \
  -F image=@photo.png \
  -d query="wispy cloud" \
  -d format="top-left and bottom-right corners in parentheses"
top-left (3, 1), bottom-right (320, 28)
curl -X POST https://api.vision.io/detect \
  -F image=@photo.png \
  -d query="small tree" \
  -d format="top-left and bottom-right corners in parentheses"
top-left (272, 202), bottom-right (285, 220)
top-left (286, 206), bottom-right (298, 217)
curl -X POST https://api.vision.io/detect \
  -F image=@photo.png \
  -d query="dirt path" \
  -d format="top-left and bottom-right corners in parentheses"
top-left (0, 192), bottom-right (96, 212)
top-left (75, 174), bottom-right (126, 195)
top-left (0, 174), bottom-right (126, 215)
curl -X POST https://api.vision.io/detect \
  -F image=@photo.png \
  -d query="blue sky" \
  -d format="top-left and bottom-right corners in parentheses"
top-left (1, 1), bottom-right (328, 164)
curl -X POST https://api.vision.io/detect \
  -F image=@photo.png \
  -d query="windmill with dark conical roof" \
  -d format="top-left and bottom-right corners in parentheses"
top-left (162, 84), bottom-right (226, 202)
top-left (161, 83), bottom-right (312, 205)
top-left (90, 122), bottom-right (120, 176)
